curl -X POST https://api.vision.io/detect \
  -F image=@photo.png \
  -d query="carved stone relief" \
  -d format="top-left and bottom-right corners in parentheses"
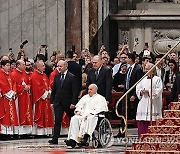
top-left (121, 31), bottom-right (129, 44)
top-left (153, 29), bottom-right (180, 54)
top-left (143, 0), bottom-right (180, 3)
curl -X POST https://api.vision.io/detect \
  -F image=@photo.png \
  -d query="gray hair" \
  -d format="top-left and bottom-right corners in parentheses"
top-left (93, 55), bottom-right (102, 60)
top-left (57, 60), bottom-right (68, 67)
top-left (89, 84), bottom-right (98, 91)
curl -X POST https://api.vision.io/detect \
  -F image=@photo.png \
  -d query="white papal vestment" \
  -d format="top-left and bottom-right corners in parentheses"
top-left (67, 93), bottom-right (108, 142)
top-left (136, 76), bottom-right (163, 121)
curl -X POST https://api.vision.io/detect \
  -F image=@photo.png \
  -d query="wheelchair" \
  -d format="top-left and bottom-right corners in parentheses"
top-left (91, 112), bottom-right (113, 148)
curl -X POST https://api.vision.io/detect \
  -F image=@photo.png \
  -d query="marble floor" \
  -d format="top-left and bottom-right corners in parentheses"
top-left (0, 128), bottom-right (138, 154)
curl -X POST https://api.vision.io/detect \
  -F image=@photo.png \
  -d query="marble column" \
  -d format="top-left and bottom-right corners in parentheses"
top-left (144, 27), bottom-right (153, 52)
top-left (65, 0), bottom-right (82, 54)
top-left (109, 0), bottom-right (118, 59)
top-left (102, 0), bottom-right (109, 52)
top-left (98, 0), bottom-right (103, 50)
top-left (89, 0), bottom-right (98, 54)
top-left (82, 0), bottom-right (89, 50)
top-left (0, 0), bottom-right (11, 52)
top-left (0, 0), bottom-right (66, 58)
top-left (21, 0), bottom-right (34, 57)
top-left (57, 0), bottom-right (65, 53)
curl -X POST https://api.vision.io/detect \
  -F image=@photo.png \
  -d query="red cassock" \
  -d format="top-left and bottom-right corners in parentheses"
top-left (49, 69), bottom-right (70, 128)
top-left (11, 69), bottom-right (33, 126)
top-left (25, 71), bottom-right (33, 106)
top-left (31, 70), bottom-right (54, 128)
top-left (49, 69), bottom-right (59, 89)
top-left (0, 97), bottom-right (5, 131)
top-left (0, 69), bottom-right (19, 127)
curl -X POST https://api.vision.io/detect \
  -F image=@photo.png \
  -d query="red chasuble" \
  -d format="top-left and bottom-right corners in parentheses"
top-left (11, 69), bottom-right (33, 126)
top-left (49, 69), bottom-right (70, 128)
top-left (0, 69), bottom-right (19, 127)
top-left (31, 70), bottom-right (54, 128)
top-left (0, 97), bottom-right (5, 131)
top-left (49, 69), bottom-right (59, 90)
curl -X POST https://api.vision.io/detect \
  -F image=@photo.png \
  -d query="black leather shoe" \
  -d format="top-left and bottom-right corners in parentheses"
top-left (48, 139), bottom-right (58, 145)
top-left (79, 134), bottom-right (90, 146)
top-left (64, 139), bottom-right (76, 148)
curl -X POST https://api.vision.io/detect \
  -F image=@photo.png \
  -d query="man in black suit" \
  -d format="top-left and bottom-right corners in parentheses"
top-left (66, 50), bottom-right (82, 95)
top-left (48, 60), bottom-right (79, 144)
top-left (170, 74), bottom-right (180, 102)
top-left (115, 53), bottom-right (143, 138)
top-left (86, 55), bottom-right (112, 103)
top-left (124, 53), bottom-right (143, 120)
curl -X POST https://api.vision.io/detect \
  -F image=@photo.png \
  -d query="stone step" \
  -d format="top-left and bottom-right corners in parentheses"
top-left (140, 134), bottom-right (180, 143)
top-left (132, 142), bottom-right (180, 151)
top-left (148, 126), bottom-right (180, 134)
top-left (156, 118), bottom-right (180, 126)
top-left (163, 110), bottom-right (180, 118)
top-left (126, 150), bottom-right (180, 154)
top-left (170, 102), bottom-right (180, 110)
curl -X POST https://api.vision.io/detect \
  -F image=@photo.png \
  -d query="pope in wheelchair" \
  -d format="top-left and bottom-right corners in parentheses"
top-left (65, 84), bottom-right (109, 148)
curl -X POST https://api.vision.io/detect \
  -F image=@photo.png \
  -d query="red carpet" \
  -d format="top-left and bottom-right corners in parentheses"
top-left (126, 102), bottom-right (180, 153)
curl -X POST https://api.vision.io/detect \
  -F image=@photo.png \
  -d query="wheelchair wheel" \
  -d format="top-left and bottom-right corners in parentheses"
top-left (98, 118), bottom-right (113, 148)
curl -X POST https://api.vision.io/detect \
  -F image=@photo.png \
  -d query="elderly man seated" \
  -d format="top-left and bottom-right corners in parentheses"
top-left (64, 84), bottom-right (108, 148)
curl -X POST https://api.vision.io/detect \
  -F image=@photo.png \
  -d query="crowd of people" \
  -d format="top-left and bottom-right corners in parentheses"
top-left (0, 42), bottom-right (180, 144)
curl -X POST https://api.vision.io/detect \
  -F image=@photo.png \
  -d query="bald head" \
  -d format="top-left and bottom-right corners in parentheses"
top-left (145, 63), bottom-right (156, 75)
top-left (0, 55), bottom-right (9, 61)
top-left (88, 84), bottom-right (98, 97)
top-left (57, 60), bottom-right (68, 73)
top-left (16, 60), bottom-right (25, 71)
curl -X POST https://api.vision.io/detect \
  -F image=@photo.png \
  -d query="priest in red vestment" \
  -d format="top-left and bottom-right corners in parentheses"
top-left (31, 60), bottom-right (54, 135)
top-left (11, 60), bottom-right (33, 134)
top-left (49, 61), bottom-right (70, 132)
top-left (0, 60), bottom-right (19, 135)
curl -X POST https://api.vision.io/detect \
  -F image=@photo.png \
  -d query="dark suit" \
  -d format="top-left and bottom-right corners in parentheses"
top-left (123, 63), bottom-right (143, 120)
top-left (68, 61), bottom-right (82, 94)
top-left (50, 71), bottom-right (79, 140)
top-left (170, 74), bottom-right (180, 102)
top-left (164, 70), bottom-right (177, 89)
top-left (86, 66), bottom-right (113, 102)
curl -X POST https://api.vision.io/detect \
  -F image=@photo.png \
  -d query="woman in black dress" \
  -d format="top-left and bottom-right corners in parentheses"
top-left (113, 63), bottom-right (127, 92)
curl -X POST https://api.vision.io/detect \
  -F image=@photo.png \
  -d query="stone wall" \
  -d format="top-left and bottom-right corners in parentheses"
top-left (0, 0), bottom-right (116, 58)
top-left (0, 0), bottom-right (65, 58)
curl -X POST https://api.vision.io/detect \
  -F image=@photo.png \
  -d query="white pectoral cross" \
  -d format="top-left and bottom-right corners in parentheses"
top-left (22, 80), bottom-right (26, 86)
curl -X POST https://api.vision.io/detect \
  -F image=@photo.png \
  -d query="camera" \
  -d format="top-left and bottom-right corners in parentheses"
top-left (135, 38), bottom-right (138, 42)
top-left (20, 40), bottom-right (28, 49)
top-left (85, 49), bottom-right (89, 56)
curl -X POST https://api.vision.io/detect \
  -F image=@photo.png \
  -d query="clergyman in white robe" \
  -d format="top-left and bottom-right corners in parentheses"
top-left (136, 75), bottom-right (163, 138)
top-left (67, 92), bottom-right (108, 143)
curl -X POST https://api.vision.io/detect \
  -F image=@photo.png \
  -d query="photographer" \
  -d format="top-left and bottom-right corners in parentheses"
top-left (34, 45), bottom-right (53, 78)
top-left (17, 40), bottom-right (28, 61)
